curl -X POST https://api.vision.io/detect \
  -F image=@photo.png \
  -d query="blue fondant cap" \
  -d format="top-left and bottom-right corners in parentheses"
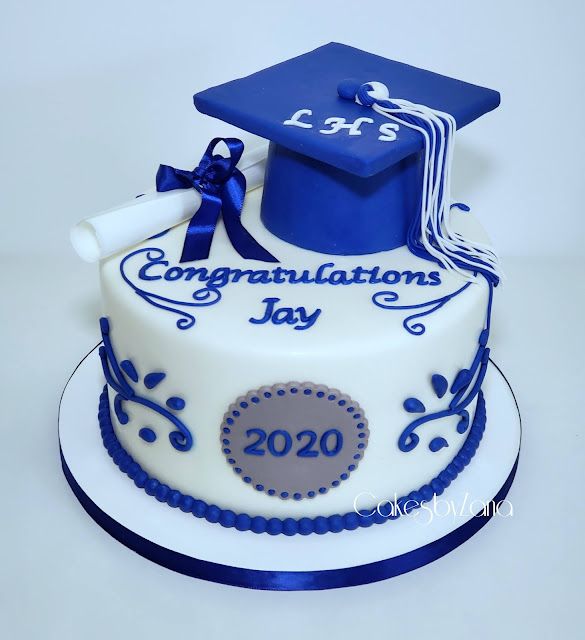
top-left (193, 43), bottom-right (500, 255)
top-left (194, 42), bottom-right (500, 178)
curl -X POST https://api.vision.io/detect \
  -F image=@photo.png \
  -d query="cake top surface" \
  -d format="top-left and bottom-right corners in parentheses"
top-left (194, 42), bottom-right (500, 177)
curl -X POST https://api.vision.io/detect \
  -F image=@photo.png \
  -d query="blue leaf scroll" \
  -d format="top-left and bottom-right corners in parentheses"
top-left (99, 317), bottom-right (193, 452)
top-left (120, 248), bottom-right (221, 330)
top-left (372, 281), bottom-right (472, 335)
top-left (397, 277), bottom-right (494, 453)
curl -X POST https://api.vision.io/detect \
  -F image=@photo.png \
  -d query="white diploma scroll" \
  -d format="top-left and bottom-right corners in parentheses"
top-left (70, 143), bottom-right (268, 262)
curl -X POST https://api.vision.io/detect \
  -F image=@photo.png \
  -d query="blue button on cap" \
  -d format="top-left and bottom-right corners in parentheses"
top-left (337, 78), bottom-right (361, 101)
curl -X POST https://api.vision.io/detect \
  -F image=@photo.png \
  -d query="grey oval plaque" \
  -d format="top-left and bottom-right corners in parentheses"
top-left (220, 382), bottom-right (369, 500)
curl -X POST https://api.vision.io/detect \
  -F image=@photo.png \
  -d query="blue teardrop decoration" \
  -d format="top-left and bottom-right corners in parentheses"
top-left (457, 412), bottom-right (470, 434)
top-left (451, 369), bottom-right (471, 394)
top-left (431, 374), bottom-right (448, 398)
top-left (120, 359), bottom-right (139, 382)
top-left (144, 372), bottom-right (166, 389)
top-left (450, 202), bottom-right (470, 212)
top-left (429, 437), bottom-right (449, 452)
top-left (139, 427), bottom-right (157, 443)
top-left (404, 397), bottom-right (426, 413)
top-left (166, 396), bottom-right (186, 411)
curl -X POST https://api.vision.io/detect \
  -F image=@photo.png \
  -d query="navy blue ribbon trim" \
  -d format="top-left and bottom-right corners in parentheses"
top-left (156, 138), bottom-right (278, 264)
top-left (60, 451), bottom-right (518, 591)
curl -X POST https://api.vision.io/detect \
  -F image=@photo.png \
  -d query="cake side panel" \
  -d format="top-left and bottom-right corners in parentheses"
top-left (98, 194), bottom-right (491, 519)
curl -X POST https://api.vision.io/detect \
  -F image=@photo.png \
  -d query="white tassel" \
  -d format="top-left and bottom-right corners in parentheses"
top-left (359, 83), bottom-right (503, 283)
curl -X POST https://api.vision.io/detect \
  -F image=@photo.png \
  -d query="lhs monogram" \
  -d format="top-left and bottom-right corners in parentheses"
top-left (283, 108), bottom-right (399, 142)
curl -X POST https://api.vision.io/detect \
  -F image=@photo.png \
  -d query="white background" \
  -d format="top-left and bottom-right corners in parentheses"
top-left (1, 1), bottom-right (583, 639)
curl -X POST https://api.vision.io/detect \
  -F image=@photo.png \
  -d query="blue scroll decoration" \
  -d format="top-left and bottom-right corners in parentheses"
top-left (120, 248), bottom-right (221, 330)
top-left (99, 317), bottom-right (193, 451)
top-left (372, 281), bottom-right (472, 336)
top-left (398, 278), bottom-right (494, 453)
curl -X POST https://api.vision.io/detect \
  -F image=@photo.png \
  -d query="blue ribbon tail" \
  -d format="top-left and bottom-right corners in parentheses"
top-left (180, 191), bottom-right (222, 262)
top-left (221, 170), bottom-right (279, 263)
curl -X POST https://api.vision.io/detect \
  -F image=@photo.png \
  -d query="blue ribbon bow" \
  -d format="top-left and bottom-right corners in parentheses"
top-left (156, 137), bottom-right (278, 263)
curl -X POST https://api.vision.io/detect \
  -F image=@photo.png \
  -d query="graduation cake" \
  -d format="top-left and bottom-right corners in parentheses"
top-left (73, 43), bottom-right (503, 536)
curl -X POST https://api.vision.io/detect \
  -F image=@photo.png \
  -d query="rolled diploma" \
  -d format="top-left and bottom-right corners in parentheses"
top-left (70, 143), bottom-right (268, 262)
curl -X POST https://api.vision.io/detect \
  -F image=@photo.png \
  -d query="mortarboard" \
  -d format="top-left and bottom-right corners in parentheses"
top-left (194, 42), bottom-right (500, 269)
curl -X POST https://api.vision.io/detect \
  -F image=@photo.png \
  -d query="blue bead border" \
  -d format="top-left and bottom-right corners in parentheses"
top-left (99, 386), bottom-right (486, 536)
top-left (221, 382), bottom-right (369, 500)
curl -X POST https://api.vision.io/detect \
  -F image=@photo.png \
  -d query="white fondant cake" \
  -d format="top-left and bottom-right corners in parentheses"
top-left (99, 188), bottom-right (490, 519)
top-left (72, 43), bottom-right (505, 536)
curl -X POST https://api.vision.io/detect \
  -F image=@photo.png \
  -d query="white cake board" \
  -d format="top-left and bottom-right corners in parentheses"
top-left (59, 346), bottom-right (521, 590)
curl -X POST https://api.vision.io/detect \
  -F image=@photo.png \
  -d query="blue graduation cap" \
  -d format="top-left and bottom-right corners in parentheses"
top-left (194, 43), bottom-right (500, 259)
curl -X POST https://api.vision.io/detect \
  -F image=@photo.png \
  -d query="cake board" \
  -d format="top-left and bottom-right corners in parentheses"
top-left (58, 345), bottom-right (521, 591)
